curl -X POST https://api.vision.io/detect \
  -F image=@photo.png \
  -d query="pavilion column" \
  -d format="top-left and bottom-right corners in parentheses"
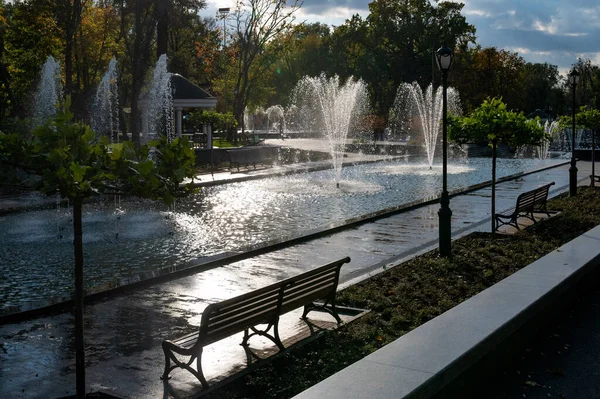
top-left (206, 122), bottom-right (213, 149)
top-left (176, 107), bottom-right (183, 138)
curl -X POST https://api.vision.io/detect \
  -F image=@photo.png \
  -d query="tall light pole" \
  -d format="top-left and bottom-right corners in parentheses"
top-left (218, 7), bottom-right (230, 49)
top-left (568, 69), bottom-right (580, 196)
top-left (436, 45), bottom-right (454, 257)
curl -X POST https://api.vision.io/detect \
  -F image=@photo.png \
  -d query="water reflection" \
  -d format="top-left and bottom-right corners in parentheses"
top-left (0, 157), bottom-right (562, 309)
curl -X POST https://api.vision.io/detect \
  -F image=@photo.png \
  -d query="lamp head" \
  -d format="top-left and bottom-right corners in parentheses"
top-left (568, 69), bottom-right (580, 86)
top-left (436, 46), bottom-right (454, 72)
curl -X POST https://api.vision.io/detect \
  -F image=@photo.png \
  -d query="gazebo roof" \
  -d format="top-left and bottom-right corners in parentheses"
top-left (171, 74), bottom-right (217, 110)
top-left (139, 74), bottom-right (218, 110)
top-left (171, 74), bottom-right (215, 100)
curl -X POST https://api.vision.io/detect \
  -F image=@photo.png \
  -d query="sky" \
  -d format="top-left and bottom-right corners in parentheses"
top-left (202, 0), bottom-right (600, 76)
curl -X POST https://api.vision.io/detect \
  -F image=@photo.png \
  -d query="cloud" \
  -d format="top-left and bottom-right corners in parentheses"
top-left (200, 0), bottom-right (600, 72)
top-left (459, 0), bottom-right (600, 71)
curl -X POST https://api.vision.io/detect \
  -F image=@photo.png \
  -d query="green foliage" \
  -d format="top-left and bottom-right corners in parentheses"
top-left (0, 101), bottom-right (196, 205)
top-left (448, 97), bottom-right (544, 147)
top-left (558, 107), bottom-right (600, 132)
top-left (576, 108), bottom-right (600, 131)
top-left (188, 110), bottom-right (238, 132)
top-left (2, 0), bottom-right (62, 115)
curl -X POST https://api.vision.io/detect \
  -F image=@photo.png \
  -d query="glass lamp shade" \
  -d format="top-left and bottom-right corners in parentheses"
top-left (568, 69), bottom-right (580, 86)
top-left (436, 46), bottom-right (454, 71)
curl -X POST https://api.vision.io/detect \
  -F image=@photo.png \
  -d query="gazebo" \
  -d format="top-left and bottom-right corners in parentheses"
top-left (171, 73), bottom-right (218, 139)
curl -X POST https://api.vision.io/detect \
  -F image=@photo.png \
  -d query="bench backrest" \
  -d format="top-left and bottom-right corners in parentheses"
top-left (226, 147), bottom-right (277, 165)
top-left (197, 257), bottom-right (350, 347)
top-left (515, 182), bottom-right (555, 212)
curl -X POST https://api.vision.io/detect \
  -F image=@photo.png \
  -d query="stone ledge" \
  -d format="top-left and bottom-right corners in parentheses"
top-left (293, 224), bottom-right (600, 399)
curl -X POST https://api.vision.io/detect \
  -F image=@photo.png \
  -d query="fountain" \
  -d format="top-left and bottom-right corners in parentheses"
top-left (266, 105), bottom-right (285, 133)
top-left (536, 120), bottom-right (559, 159)
top-left (32, 56), bottom-right (63, 127)
top-left (291, 74), bottom-right (369, 187)
top-left (141, 54), bottom-right (174, 142)
top-left (389, 82), bottom-right (461, 168)
top-left (0, 59), bottom-right (567, 316)
top-left (244, 107), bottom-right (267, 132)
top-left (91, 58), bottom-right (119, 143)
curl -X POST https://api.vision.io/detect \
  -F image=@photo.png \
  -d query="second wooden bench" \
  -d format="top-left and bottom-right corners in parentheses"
top-left (495, 182), bottom-right (555, 231)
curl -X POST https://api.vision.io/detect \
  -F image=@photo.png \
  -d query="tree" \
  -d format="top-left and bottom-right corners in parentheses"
top-left (451, 47), bottom-right (527, 113)
top-left (271, 22), bottom-right (333, 105)
top-left (188, 109), bottom-right (237, 133)
top-left (0, 101), bottom-right (196, 398)
top-left (1, 0), bottom-right (62, 117)
top-left (521, 62), bottom-right (561, 115)
top-left (328, 0), bottom-right (475, 115)
top-left (166, 1), bottom-right (208, 80)
top-left (227, 0), bottom-right (301, 142)
top-left (53, 0), bottom-right (84, 97)
top-left (576, 107), bottom-right (600, 183)
top-left (449, 97), bottom-right (544, 232)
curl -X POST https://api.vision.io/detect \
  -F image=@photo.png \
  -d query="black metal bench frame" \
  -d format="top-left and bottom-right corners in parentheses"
top-left (494, 182), bottom-right (555, 231)
top-left (161, 256), bottom-right (351, 388)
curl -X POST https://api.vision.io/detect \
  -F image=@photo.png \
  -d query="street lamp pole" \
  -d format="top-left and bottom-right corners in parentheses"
top-left (436, 45), bottom-right (454, 257)
top-left (218, 7), bottom-right (230, 49)
top-left (568, 69), bottom-right (580, 196)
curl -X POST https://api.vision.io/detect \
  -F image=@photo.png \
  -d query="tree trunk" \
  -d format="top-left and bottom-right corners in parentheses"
top-left (72, 197), bottom-right (85, 399)
top-left (130, 0), bottom-right (145, 146)
top-left (64, 0), bottom-right (82, 98)
top-left (491, 142), bottom-right (497, 233)
top-left (65, 36), bottom-right (74, 97)
top-left (156, 0), bottom-right (168, 58)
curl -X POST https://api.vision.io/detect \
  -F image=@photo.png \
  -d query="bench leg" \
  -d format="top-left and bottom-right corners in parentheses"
top-left (161, 344), bottom-right (209, 389)
top-left (302, 300), bottom-right (343, 325)
top-left (196, 352), bottom-right (209, 389)
top-left (273, 322), bottom-right (285, 351)
top-left (161, 346), bottom-right (172, 381)
top-left (242, 322), bottom-right (285, 352)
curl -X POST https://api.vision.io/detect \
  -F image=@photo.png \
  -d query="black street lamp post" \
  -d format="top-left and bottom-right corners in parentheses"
top-left (436, 46), bottom-right (454, 257)
top-left (568, 69), bottom-right (580, 196)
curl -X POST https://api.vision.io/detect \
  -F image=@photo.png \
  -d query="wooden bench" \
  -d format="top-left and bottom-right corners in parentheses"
top-left (226, 147), bottom-right (277, 171)
top-left (161, 256), bottom-right (351, 388)
top-left (494, 182), bottom-right (555, 231)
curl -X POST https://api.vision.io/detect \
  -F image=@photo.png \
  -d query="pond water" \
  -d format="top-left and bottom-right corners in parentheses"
top-left (0, 157), bottom-right (562, 310)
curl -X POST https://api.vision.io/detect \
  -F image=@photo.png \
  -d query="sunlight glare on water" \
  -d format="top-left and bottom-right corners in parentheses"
top-left (0, 157), bottom-right (563, 309)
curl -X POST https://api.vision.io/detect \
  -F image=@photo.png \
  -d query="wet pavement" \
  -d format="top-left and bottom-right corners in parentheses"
top-left (0, 141), bottom-right (596, 398)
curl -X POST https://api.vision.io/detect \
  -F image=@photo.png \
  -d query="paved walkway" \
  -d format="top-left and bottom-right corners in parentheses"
top-left (0, 152), bottom-right (595, 398)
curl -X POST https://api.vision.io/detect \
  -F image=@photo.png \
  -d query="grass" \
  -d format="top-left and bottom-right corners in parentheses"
top-left (212, 137), bottom-right (237, 148)
top-left (205, 186), bottom-right (600, 399)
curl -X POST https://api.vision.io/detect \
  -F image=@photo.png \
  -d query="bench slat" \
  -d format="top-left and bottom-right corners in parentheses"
top-left (207, 288), bottom-right (281, 323)
top-left (205, 306), bottom-right (280, 345)
top-left (206, 297), bottom-right (280, 331)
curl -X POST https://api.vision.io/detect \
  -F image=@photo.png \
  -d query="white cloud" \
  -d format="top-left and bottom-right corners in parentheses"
top-left (533, 17), bottom-right (559, 35)
top-left (295, 6), bottom-right (367, 27)
top-left (464, 9), bottom-right (492, 17)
